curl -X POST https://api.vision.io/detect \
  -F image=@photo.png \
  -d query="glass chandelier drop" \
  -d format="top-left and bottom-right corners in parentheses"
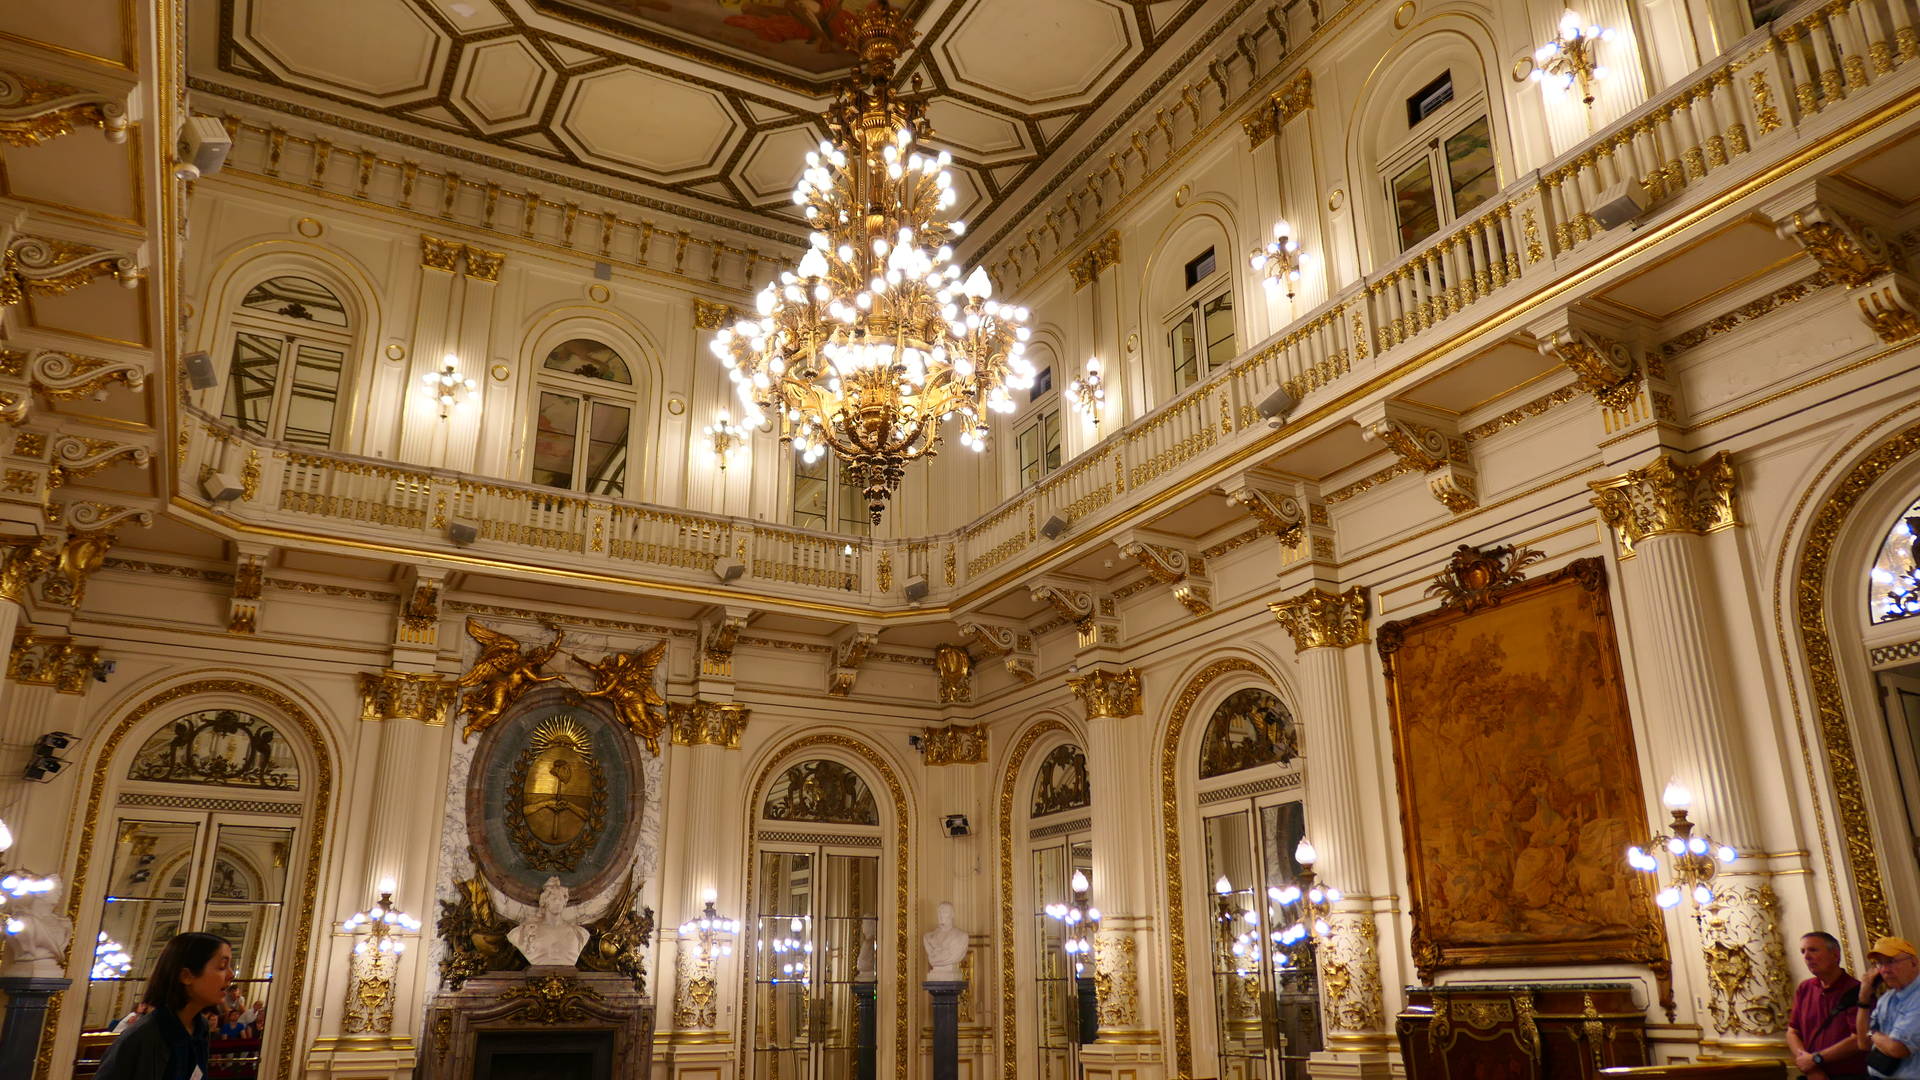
top-left (709, 2), bottom-right (1033, 525)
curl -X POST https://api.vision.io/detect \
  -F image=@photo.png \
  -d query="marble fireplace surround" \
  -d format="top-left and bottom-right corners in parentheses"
top-left (424, 969), bottom-right (656, 1080)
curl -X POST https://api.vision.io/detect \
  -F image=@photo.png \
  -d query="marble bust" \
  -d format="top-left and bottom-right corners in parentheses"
top-left (2, 887), bottom-right (71, 974)
top-left (922, 901), bottom-right (968, 982)
top-left (507, 876), bottom-right (589, 967)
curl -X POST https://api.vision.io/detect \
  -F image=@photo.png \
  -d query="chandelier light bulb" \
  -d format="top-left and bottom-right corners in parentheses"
top-left (1294, 838), bottom-right (1318, 867)
top-left (0, 818), bottom-right (11, 852)
top-left (1661, 781), bottom-right (1692, 810)
top-left (377, 876), bottom-right (396, 896)
top-left (1214, 875), bottom-right (1233, 895)
top-left (1070, 870), bottom-right (1090, 893)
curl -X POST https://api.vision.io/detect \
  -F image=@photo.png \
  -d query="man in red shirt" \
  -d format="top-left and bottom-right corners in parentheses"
top-left (1793, 931), bottom-right (1867, 1078)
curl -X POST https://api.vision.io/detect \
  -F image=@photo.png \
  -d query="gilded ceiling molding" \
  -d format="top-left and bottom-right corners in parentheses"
top-left (1240, 101), bottom-right (1278, 147)
top-left (228, 549), bottom-right (265, 636)
top-left (934, 643), bottom-right (971, 704)
top-left (1115, 536), bottom-right (1211, 617)
top-left (1588, 451), bottom-right (1740, 558)
top-left (1067, 666), bottom-right (1141, 720)
top-left (1273, 69), bottom-right (1313, 122)
top-left (1268, 585), bottom-right (1369, 650)
top-left (356, 670), bottom-right (459, 724)
top-left (668, 699), bottom-right (750, 748)
top-left (699, 607), bottom-right (750, 678)
top-left (8, 628), bottom-right (101, 694)
top-left (693, 298), bottom-right (736, 330)
top-left (0, 234), bottom-right (142, 308)
top-left (956, 617), bottom-right (1036, 682)
top-left (1222, 480), bottom-right (1307, 548)
top-left (922, 723), bottom-right (987, 765)
top-left (1537, 325), bottom-right (1644, 411)
top-left (46, 434), bottom-right (150, 489)
top-left (0, 70), bottom-right (129, 147)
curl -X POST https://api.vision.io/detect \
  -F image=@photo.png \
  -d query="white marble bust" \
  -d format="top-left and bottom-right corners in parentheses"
top-left (507, 876), bottom-right (589, 967)
top-left (922, 901), bottom-right (968, 981)
top-left (2, 887), bottom-right (71, 975)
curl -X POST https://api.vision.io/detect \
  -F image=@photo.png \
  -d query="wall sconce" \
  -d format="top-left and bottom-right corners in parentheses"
top-left (421, 355), bottom-right (477, 418)
top-left (703, 411), bottom-right (750, 470)
top-left (1250, 220), bottom-right (1306, 299)
top-left (342, 877), bottom-right (423, 954)
top-left (1067, 357), bottom-right (1105, 427)
top-left (1532, 10), bottom-right (1614, 107)
top-left (1625, 781), bottom-right (1737, 914)
top-left (677, 888), bottom-right (741, 961)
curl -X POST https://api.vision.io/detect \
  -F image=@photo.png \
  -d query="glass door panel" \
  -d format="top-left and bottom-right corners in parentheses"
top-left (84, 819), bottom-right (202, 1032)
top-left (817, 854), bottom-right (878, 1080)
top-left (1204, 800), bottom-right (1318, 1080)
top-left (754, 847), bottom-right (880, 1080)
top-left (204, 824), bottom-right (293, 1060)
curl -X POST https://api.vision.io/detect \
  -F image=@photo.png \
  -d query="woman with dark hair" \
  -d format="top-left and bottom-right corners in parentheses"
top-left (95, 931), bottom-right (232, 1080)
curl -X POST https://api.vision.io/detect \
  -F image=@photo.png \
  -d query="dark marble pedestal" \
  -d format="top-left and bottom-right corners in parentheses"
top-left (853, 981), bottom-right (878, 1080)
top-left (423, 968), bottom-right (654, 1080)
top-left (0, 975), bottom-right (70, 1080)
top-left (924, 980), bottom-right (964, 1080)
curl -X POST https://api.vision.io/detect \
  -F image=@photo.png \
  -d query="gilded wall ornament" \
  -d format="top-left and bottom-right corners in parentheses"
top-left (38, 527), bottom-right (116, 608)
top-left (8, 629), bottom-right (100, 694)
top-left (125, 709), bottom-right (298, 790)
top-left (1269, 586), bottom-right (1369, 650)
top-left (1783, 208), bottom-right (1895, 288)
top-left (1423, 544), bottom-right (1546, 612)
top-left (1117, 540), bottom-right (1211, 616)
top-left (1240, 102), bottom-right (1278, 147)
top-left (506, 715), bottom-right (609, 872)
top-left (1274, 69), bottom-right (1314, 121)
top-left (456, 618), bottom-right (566, 740)
top-left (578, 868), bottom-right (653, 989)
top-left (1068, 666), bottom-right (1141, 720)
top-left (356, 669), bottom-right (458, 724)
top-left (1320, 914), bottom-right (1386, 1035)
top-left (763, 759), bottom-right (879, 824)
top-left (1030, 743), bottom-right (1090, 817)
top-left (0, 71), bottom-right (129, 146)
top-left (692, 298), bottom-right (735, 330)
top-left (1223, 482), bottom-right (1306, 548)
top-left (934, 643), bottom-right (971, 703)
top-left (1092, 931), bottom-right (1140, 1029)
top-left (436, 869), bottom-right (522, 989)
top-left (15, 347), bottom-right (145, 401)
top-left (1538, 326), bottom-right (1643, 411)
top-left (572, 641), bottom-right (670, 753)
top-left (1588, 451), bottom-right (1739, 557)
top-left (341, 949), bottom-right (397, 1034)
top-left (500, 974), bottom-right (605, 1024)
top-left (0, 234), bottom-right (141, 308)
top-left (922, 723), bottom-right (987, 765)
top-left (0, 533), bottom-right (52, 604)
top-left (1698, 883), bottom-right (1790, 1035)
top-left (668, 699), bottom-right (750, 748)
top-left (674, 944), bottom-right (720, 1028)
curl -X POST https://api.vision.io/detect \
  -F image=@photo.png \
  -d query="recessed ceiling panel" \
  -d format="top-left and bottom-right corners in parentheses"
top-left (243, 0), bottom-right (447, 101)
top-left (556, 66), bottom-right (739, 180)
top-left (535, 0), bottom-right (934, 79)
top-left (454, 37), bottom-right (555, 130)
top-left (940, 0), bottom-right (1135, 109)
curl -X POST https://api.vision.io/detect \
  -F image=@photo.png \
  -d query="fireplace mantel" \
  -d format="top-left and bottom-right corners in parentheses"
top-left (423, 968), bottom-right (656, 1080)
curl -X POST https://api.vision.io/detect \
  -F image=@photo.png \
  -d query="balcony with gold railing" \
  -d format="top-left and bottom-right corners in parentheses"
top-left (173, 0), bottom-right (1920, 618)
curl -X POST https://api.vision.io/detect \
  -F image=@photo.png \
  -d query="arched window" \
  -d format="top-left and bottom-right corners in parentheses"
top-left (1379, 66), bottom-right (1497, 252)
top-left (762, 758), bottom-right (878, 824)
top-left (1164, 245), bottom-right (1236, 394)
top-left (791, 454), bottom-right (871, 537)
top-left (1026, 739), bottom-right (1093, 1078)
top-left (533, 338), bottom-right (637, 497)
top-left (1198, 688), bottom-right (1299, 779)
top-left (1868, 494), bottom-right (1920, 623)
top-left (222, 275), bottom-right (350, 447)
top-left (1012, 343), bottom-right (1063, 488)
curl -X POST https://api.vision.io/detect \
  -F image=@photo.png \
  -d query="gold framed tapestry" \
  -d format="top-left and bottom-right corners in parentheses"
top-left (1378, 557), bottom-right (1670, 1007)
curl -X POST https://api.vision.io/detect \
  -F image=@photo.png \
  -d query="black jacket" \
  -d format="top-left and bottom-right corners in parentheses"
top-left (94, 1008), bottom-right (211, 1080)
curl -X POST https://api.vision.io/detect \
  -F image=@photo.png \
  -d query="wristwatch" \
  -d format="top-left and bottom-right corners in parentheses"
top-left (1813, 1051), bottom-right (1826, 1067)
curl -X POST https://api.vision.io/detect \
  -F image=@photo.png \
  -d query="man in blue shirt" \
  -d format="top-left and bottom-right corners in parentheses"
top-left (1858, 936), bottom-right (1920, 1079)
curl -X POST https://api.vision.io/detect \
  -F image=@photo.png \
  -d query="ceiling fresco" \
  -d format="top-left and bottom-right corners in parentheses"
top-left (190, 0), bottom-right (1229, 248)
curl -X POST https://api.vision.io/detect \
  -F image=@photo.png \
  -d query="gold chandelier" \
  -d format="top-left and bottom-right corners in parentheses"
top-left (710, 2), bottom-right (1033, 525)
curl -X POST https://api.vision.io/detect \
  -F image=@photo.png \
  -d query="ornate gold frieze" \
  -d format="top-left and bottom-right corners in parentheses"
top-left (668, 699), bottom-right (750, 748)
top-left (1, 234), bottom-right (141, 308)
top-left (692, 297), bottom-right (735, 329)
top-left (1067, 231), bottom-right (1120, 290)
top-left (8, 628), bottom-right (100, 694)
top-left (1068, 666), bottom-right (1141, 720)
top-left (1268, 586), bottom-right (1369, 650)
top-left (0, 71), bottom-right (129, 146)
top-left (356, 670), bottom-right (458, 724)
top-left (1588, 451), bottom-right (1739, 557)
top-left (934, 643), bottom-right (971, 703)
top-left (922, 723), bottom-right (987, 765)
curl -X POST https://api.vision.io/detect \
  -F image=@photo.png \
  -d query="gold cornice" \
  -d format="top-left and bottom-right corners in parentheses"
top-left (668, 699), bottom-right (750, 748)
top-left (1067, 666), bottom-right (1140, 720)
top-left (693, 298), bottom-right (735, 330)
top-left (1588, 451), bottom-right (1739, 557)
top-left (1274, 69), bottom-right (1313, 121)
top-left (1268, 585), bottom-right (1369, 650)
top-left (921, 722), bottom-right (987, 765)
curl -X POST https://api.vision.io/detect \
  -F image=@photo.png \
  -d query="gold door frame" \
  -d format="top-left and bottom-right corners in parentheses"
top-left (994, 716), bottom-right (1074, 1080)
top-left (37, 675), bottom-right (335, 1080)
top-left (742, 733), bottom-right (912, 1080)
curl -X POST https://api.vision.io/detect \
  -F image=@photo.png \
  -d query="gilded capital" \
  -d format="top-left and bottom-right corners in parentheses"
top-left (1068, 666), bottom-right (1141, 721)
top-left (669, 699), bottom-right (750, 748)
top-left (1588, 451), bottom-right (1739, 557)
top-left (922, 722), bottom-right (987, 765)
top-left (357, 670), bottom-right (459, 724)
top-left (1269, 586), bottom-right (1369, 650)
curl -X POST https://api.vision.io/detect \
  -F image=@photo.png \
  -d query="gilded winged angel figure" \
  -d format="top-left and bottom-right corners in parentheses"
top-left (571, 641), bottom-right (670, 754)
top-left (457, 617), bottom-right (565, 740)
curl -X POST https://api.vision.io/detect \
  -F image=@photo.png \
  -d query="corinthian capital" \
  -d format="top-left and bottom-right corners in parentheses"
top-left (1068, 666), bottom-right (1140, 720)
top-left (1588, 451), bottom-right (1739, 557)
top-left (1269, 586), bottom-right (1369, 650)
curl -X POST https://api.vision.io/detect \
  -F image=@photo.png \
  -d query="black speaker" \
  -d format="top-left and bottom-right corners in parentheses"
top-left (184, 351), bottom-right (218, 390)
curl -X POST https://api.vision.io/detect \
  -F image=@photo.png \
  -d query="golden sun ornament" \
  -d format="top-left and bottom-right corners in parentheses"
top-left (709, 2), bottom-right (1033, 525)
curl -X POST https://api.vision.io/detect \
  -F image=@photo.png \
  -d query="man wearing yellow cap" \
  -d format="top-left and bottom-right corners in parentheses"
top-left (1857, 936), bottom-right (1920, 1079)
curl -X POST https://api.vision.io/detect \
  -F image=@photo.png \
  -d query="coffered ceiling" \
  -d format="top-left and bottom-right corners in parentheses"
top-left (189, 0), bottom-right (1233, 248)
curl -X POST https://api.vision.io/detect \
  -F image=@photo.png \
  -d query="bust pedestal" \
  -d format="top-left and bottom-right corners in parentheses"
top-left (923, 980), bottom-right (965, 1080)
top-left (0, 975), bottom-right (70, 1080)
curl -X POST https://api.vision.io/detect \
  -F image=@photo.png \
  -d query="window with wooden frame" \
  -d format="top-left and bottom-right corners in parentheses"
top-left (531, 338), bottom-right (637, 497)
top-left (1381, 71), bottom-right (1499, 252)
top-left (1164, 248), bottom-right (1236, 395)
top-left (221, 275), bottom-right (351, 449)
